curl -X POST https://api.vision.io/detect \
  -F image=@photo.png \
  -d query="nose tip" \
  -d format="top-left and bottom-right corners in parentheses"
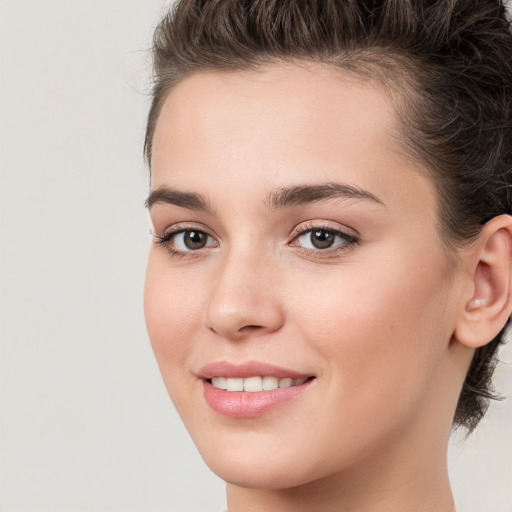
top-left (205, 303), bottom-right (282, 341)
top-left (203, 257), bottom-right (284, 341)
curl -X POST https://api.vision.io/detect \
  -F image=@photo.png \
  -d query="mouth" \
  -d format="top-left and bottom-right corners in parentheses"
top-left (198, 361), bottom-right (316, 418)
top-left (208, 375), bottom-right (314, 392)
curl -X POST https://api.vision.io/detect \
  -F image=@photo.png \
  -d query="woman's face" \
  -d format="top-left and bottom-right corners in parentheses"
top-left (145, 63), bottom-right (467, 488)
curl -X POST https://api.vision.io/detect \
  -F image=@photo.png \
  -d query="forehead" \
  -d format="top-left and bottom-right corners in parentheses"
top-left (152, 62), bottom-right (402, 175)
top-left (150, 62), bottom-right (437, 226)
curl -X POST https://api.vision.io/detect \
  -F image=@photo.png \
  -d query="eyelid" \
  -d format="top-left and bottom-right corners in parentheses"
top-left (289, 221), bottom-right (359, 255)
top-left (153, 220), bottom-right (359, 259)
top-left (289, 220), bottom-right (359, 240)
top-left (155, 222), bottom-right (217, 240)
top-left (153, 223), bottom-right (219, 257)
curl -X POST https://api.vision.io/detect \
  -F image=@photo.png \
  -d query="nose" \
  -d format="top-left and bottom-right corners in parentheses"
top-left (204, 250), bottom-right (285, 341)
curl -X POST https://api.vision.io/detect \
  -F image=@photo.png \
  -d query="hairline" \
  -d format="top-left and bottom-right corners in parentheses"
top-left (145, 52), bottom-right (467, 257)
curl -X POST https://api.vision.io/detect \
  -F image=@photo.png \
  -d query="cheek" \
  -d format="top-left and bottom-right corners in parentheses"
top-left (286, 247), bottom-right (455, 415)
top-left (143, 254), bottom-right (203, 390)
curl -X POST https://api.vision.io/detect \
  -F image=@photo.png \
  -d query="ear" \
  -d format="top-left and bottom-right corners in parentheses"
top-left (455, 215), bottom-right (512, 348)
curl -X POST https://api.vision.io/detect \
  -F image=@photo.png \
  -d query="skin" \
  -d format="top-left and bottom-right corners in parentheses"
top-left (144, 62), bottom-right (512, 512)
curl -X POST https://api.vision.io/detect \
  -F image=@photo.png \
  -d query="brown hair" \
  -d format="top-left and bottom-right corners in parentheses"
top-left (145, 0), bottom-right (512, 432)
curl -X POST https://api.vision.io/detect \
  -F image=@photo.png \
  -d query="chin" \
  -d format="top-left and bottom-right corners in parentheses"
top-left (193, 432), bottom-right (331, 490)
top-left (207, 457), bottom-right (314, 490)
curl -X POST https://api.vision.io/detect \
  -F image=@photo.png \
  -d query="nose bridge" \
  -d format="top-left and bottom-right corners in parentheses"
top-left (204, 241), bottom-right (283, 339)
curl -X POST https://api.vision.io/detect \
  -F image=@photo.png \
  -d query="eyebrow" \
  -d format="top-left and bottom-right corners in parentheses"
top-left (266, 182), bottom-right (384, 210)
top-left (145, 182), bottom-right (384, 212)
top-left (145, 186), bottom-right (213, 212)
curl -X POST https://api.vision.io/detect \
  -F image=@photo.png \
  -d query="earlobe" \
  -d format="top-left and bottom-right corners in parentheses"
top-left (455, 215), bottom-right (512, 348)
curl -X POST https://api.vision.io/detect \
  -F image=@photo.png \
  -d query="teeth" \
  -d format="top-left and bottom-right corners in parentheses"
top-left (262, 376), bottom-right (279, 390)
top-left (243, 376), bottom-right (262, 392)
top-left (279, 377), bottom-right (293, 388)
top-left (210, 376), bottom-right (309, 392)
top-left (226, 378), bottom-right (244, 391)
top-left (211, 377), bottom-right (227, 389)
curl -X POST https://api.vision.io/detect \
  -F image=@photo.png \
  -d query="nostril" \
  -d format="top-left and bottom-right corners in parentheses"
top-left (239, 325), bottom-right (263, 332)
top-left (207, 324), bottom-right (261, 335)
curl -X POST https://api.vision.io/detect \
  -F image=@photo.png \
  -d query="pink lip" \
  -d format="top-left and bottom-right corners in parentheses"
top-left (197, 360), bottom-right (315, 418)
top-left (197, 360), bottom-right (311, 379)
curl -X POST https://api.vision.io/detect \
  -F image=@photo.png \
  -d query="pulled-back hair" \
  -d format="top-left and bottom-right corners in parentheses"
top-left (145, 0), bottom-right (512, 432)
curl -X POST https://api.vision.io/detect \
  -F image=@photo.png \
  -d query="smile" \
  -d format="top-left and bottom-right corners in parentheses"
top-left (210, 376), bottom-right (309, 392)
top-left (198, 361), bottom-right (316, 417)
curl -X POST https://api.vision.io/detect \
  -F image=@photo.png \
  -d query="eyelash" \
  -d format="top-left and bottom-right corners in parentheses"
top-left (154, 222), bottom-right (359, 259)
top-left (153, 224), bottom-right (216, 259)
top-left (290, 222), bottom-right (359, 257)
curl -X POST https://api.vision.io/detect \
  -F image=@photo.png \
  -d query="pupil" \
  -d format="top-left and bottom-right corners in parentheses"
top-left (185, 231), bottom-right (206, 249)
top-left (312, 229), bottom-right (334, 249)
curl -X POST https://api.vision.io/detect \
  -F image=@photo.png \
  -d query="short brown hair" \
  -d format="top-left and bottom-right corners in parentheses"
top-left (145, 0), bottom-right (512, 432)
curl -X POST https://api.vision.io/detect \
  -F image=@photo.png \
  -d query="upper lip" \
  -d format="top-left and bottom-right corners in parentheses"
top-left (197, 360), bottom-right (313, 379)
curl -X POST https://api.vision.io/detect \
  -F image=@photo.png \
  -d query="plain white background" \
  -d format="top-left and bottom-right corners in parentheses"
top-left (0, 1), bottom-right (511, 511)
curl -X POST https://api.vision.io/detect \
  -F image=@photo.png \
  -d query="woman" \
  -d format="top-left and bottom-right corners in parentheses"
top-left (143, 1), bottom-right (512, 511)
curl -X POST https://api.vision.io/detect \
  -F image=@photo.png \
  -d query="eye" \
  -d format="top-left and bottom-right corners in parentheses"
top-left (292, 226), bottom-right (358, 253)
top-left (155, 227), bottom-right (218, 256)
top-left (298, 229), bottom-right (338, 249)
top-left (173, 230), bottom-right (212, 251)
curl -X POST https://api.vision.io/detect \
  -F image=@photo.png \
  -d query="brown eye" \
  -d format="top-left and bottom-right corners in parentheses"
top-left (182, 230), bottom-right (208, 250)
top-left (294, 226), bottom-right (358, 253)
top-left (156, 228), bottom-right (217, 254)
top-left (310, 229), bottom-right (335, 249)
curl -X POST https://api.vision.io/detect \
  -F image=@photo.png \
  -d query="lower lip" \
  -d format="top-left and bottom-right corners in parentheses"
top-left (202, 379), bottom-right (313, 418)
